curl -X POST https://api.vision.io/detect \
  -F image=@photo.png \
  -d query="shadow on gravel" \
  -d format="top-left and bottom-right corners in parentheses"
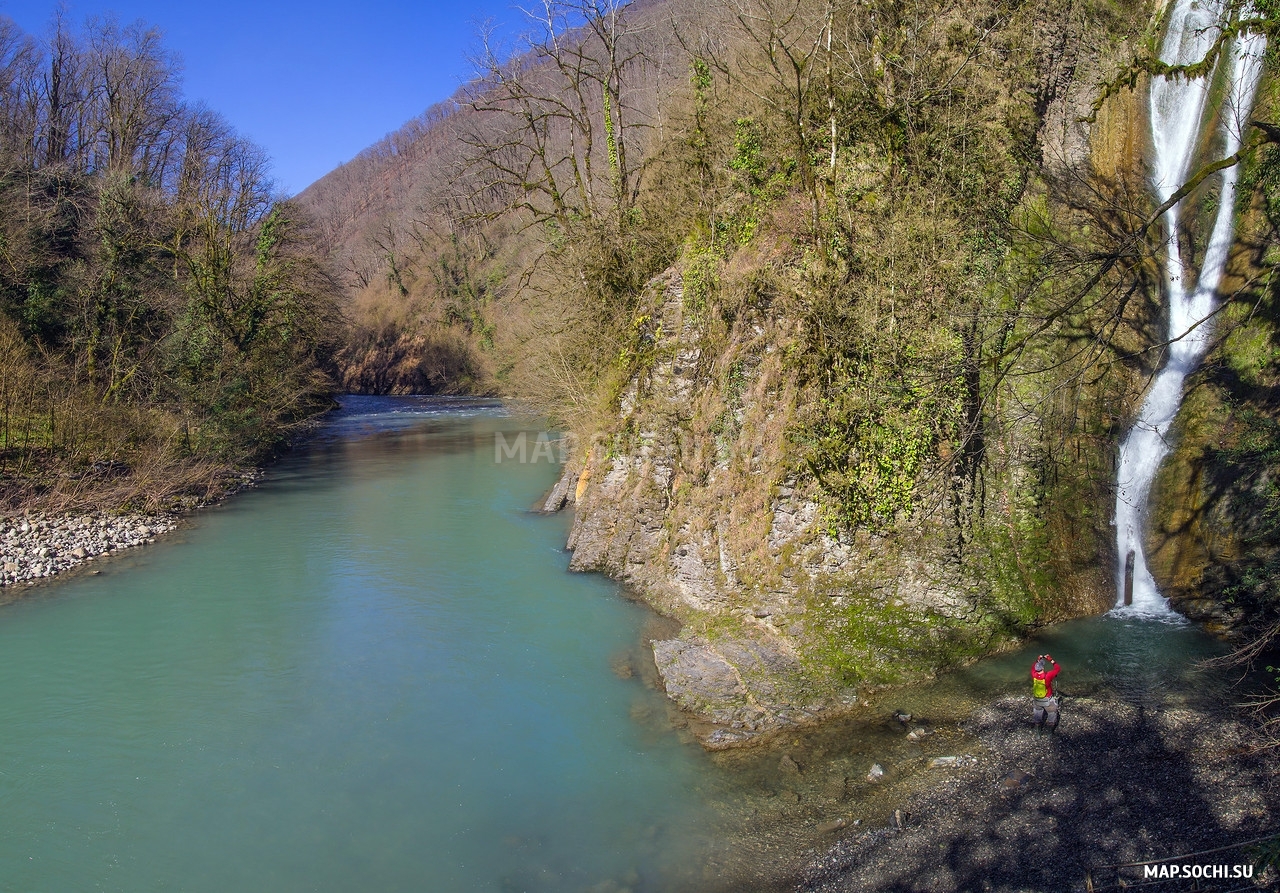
top-left (797, 696), bottom-right (1277, 893)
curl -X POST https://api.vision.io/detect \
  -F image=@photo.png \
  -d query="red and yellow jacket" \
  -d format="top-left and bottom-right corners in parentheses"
top-left (1031, 660), bottom-right (1060, 699)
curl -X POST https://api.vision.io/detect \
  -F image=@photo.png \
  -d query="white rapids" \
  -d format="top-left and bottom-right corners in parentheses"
top-left (1113, 0), bottom-right (1266, 616)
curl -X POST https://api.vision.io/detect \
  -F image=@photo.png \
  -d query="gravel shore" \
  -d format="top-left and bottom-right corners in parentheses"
top-left (0, 468), bottom-right (263, 593)
top-left (0, 512), bottom-right (179, 589)
top-left (794, 692), bottom-right (1279, 893)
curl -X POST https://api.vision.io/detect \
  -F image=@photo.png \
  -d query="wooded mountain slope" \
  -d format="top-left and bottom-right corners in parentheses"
top-left (301, 0), bottom-right (1280, 738)
top-left (0, 13), bottom-right (341, 511)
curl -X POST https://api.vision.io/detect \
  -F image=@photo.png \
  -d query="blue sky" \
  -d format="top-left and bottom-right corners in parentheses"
top-left (1, 0), bottom-right (519, 195)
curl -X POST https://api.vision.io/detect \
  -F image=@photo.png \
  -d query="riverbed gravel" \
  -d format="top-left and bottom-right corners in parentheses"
top-left (0, 512), bottom-right (178, 588)
top-left (794, 692), bottom-right (1279, 893)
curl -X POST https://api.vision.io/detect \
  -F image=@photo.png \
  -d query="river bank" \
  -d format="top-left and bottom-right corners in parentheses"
top-left (589, 608), bottom-right (1280, 893)
top-left (2, 397), bottom-right (1275, 892)
top-left (0, 469), bottom-right (261, 595)
top-left (793, 688), bottom-right (1279, 892)
top-left (0, 511), bottom-right (180, 592)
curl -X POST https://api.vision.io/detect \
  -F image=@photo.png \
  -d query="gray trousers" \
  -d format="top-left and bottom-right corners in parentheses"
top-left (1032, 695), bottom-right (1059, 727)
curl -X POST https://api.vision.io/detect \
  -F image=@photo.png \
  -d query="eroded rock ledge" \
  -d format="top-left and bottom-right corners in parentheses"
top-left (652, 635), bottom-right (835, 748)
top-left (548, 270), bottom-right (1098, 748)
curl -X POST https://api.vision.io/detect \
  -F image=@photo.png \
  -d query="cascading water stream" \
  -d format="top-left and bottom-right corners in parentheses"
top-left (1114, 0), bottom-right (1266, 615)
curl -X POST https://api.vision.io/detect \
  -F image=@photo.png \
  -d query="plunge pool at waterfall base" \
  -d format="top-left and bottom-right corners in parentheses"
top-left (0, 397), bottom-right (1273, 893)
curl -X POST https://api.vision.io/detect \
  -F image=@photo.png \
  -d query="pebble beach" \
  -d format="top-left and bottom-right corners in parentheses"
top-left (0, 512), bottom-right (177, 589)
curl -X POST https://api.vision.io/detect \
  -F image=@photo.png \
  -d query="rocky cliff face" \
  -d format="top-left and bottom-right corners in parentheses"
top-left (551, 262), bottom-right (1097, 747)
top-left (1131, 20), bottom-right (1280, 638)
top-left (561, 270), bottom-right (843, 746)
top-left (1146, 253), bottom-right (1280, 634)
top-left (539, 5), bottom-right (1230, 748)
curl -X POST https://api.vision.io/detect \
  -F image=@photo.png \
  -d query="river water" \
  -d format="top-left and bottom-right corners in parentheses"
top-left (0, 397), bottom-right (1240, 892)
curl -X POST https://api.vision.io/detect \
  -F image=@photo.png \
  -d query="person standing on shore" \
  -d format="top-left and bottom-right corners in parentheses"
top-left (1031, 654), bottom-right (1061, 733)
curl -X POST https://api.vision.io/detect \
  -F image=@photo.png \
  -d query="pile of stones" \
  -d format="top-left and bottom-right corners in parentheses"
top-left (0, 513), bottom-right (176, 587)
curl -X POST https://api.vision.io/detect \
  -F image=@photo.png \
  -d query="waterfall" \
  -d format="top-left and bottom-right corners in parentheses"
top-left (1113, 0), bottom-right (1267, 615)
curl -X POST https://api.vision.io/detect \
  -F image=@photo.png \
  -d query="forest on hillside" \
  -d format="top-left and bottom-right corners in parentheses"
top-left (305, 0), bottom-right (1142, 536)
top-left (306, 0), bottom-right (1131, 447)
top-left (0, 12), bottom-right (342, 511)
top-left (6, 0), bottom-right (1280, 693)
top-left (302, 0), bottom-right (1280, 689)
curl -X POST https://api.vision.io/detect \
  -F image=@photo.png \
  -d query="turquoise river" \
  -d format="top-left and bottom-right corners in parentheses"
top-left (0, 397), bottom-right (1238, 892)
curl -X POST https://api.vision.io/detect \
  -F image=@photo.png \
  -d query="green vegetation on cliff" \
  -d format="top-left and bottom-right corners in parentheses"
top-left (303, 0), bottom-right (1280, 713)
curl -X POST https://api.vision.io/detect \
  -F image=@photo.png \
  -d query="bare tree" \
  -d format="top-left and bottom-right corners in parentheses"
top-left (463, 0), bottom-right (657, 232)
top-left (0, 18), bottom-right (38, 164)
top-left (35, 9), bottom-right (90, 169)
top-left (85, 16), bottom-right (182, 182)
top-left (721, 0), bottom-right (829, 206)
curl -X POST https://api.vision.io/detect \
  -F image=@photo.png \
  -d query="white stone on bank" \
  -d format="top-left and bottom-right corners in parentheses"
top-left (0, 512), bottom-right (177, 588)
